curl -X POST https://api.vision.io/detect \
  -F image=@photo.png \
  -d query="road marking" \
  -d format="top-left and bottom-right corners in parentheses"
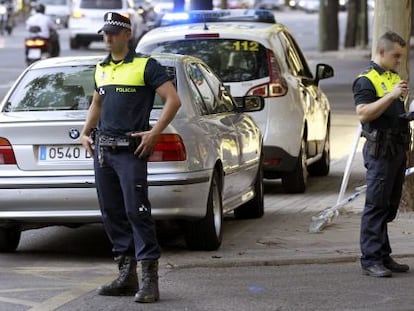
top-left (0, 296), bottom-right (39, 307)
top-left (0, 266), bottom-right (114, 310)
top-left (28, 276), bottom-right (112, 311)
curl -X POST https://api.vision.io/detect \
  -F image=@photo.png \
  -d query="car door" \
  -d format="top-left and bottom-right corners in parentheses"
top-left (278, 30), bottom-right (328, 156)
top-left (185, 62), bottom-right (244, 203)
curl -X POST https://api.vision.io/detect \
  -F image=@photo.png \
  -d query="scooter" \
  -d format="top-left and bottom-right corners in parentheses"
top-left (25, 26), bottom-right (59, 66)
top-left (0, 2), bottom-right (10, 35)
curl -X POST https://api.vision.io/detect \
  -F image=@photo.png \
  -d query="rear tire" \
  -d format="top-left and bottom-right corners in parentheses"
top-left (282, 137), bottom-right (308, 193)
top-left (70, 38), bottom-right (80, 50)
top-left (183, 170), bottom-right (223, 251)
top-left (0, 227), bottom-right (21, 252)
top-left (234, 159), bottom-right (264, 219)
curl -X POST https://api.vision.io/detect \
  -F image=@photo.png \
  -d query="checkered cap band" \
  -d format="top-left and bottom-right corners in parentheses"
top-left (104, 19), bottom-right (131, 30)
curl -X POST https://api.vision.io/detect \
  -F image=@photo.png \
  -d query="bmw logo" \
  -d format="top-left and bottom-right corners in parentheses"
top-left (69, 128), bottom-right (80, 139)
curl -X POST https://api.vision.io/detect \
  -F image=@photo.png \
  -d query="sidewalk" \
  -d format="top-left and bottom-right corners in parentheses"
top-left (157, 47), bottom-right (414, 267)
top-left (159, 149), bottom-right (414, 269)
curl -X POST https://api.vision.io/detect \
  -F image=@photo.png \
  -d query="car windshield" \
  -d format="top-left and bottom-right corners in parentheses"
top-left (80, 0), bottom-right (123, 9)
top-left (150, 39), bottom-right (269, 83)
top-left (2, 65), bottom-right (176, 112)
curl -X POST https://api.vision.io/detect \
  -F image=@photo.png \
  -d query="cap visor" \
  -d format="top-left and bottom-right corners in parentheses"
top-left (98, 25), bottom-right (122, 34)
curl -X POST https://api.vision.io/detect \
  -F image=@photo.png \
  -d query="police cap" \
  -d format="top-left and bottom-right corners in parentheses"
top-left (98, 12), bottom-right (131, 34)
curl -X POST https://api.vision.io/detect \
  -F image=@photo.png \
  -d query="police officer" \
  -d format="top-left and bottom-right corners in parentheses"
top-left (80, 12), bottom-right (180, 302)
top-left (353, 31), bottom-right (410, 277)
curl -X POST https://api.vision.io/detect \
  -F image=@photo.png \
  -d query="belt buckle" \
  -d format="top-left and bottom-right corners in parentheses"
top-left (98, 135), bottom-right (116, 147)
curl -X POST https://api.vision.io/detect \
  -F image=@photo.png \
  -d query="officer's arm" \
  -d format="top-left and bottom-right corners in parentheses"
top-left (131, 81), bottom-right (181, 159)
top-left (356, 80), bottom-right (408, 123)
top-left (80, 91), bottom-right (102, 155)
top-left (151, 81), bottom-right (181, 135)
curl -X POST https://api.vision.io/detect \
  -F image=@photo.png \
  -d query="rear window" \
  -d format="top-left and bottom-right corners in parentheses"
top-left (149, 39), bottom-right (269, 83)
top-left (80, 0), bottom-right (123, 9)
top-left (3, 66), bottom-right (95, 112)
top-left (2, 64), bottom-right (176, 112)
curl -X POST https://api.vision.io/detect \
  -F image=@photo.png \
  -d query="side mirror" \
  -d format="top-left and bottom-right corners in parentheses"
top-left (238, 95), bottom-right (265, 112)
top-left (314, 63), bottom-right (334, 85)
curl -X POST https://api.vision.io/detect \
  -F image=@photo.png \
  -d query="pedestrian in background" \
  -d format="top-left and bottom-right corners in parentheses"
top-left (352, 30), bottom-right (410, 277)
top-left (80, 12), bottom-right (181, 302)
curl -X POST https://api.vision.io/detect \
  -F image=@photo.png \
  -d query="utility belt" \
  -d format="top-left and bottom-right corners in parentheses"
top-left (362, 128), bottom-right (410, 158)
top-left (90, 129), bottom-right (141, 152)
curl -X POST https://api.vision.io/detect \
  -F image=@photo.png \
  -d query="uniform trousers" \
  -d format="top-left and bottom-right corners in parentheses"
top-left (94, 147), bottom-right (160, 260)
top-left (360, 142), bottom-right (406, 268)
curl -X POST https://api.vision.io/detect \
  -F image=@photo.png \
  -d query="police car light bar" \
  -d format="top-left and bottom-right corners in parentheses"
top-left (160, 9), bottom-right (276, 26)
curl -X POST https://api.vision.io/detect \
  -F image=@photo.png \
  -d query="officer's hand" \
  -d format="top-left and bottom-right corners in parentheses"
top-left (130, 131), bottom-right (158, 159)
top-left (80, 134), bottom-right (94, 157)
top-left (391, 80), bottom-right (409, 100)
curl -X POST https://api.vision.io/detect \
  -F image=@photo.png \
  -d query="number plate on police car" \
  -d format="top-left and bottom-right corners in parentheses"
top-left (39, 145), bottom-right (92, 161)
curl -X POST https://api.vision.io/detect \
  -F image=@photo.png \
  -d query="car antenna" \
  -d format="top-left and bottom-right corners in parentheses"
top-left (203, 15), bottom-right (209, 30)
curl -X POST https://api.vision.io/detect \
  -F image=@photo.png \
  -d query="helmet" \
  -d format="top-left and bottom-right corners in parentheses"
top-left (35, 3), bottom-right (45, 13)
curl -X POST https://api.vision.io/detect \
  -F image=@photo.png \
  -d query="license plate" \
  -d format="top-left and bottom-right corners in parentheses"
top-left (39, 145), bottom-right (92, 162)
top-left (28, 48), bottom-right (41, 59)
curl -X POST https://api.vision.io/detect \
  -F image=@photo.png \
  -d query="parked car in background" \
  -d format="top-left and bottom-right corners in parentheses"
top-left (298, 0), bottom-right (319, 13)
top-left (254, 0), bottom-right (285, 10)
top-left (35, 0), bottom-right (71, 28)
top-left (68, 0), bottom-right (145, 49)
top-left (137, 9), bottom-right (334, 194)
top-left (298, 0), bottom-right (348, 12)
top-left (0, 53), bottom-right (264, 252)
top-left (213, 0), bottom-right (254, 9)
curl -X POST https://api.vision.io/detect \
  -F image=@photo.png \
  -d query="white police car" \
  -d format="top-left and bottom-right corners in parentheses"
top-left (136, 9), bottom-right (334, 193)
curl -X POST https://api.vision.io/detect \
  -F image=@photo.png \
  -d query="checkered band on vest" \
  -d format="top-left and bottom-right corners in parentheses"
top-left (105, 20), bottom-right (131, 30)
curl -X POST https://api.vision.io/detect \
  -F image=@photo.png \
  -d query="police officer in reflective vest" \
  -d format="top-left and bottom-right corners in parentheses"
top-left (80, 12), bottom-right (181, 302)
top-left (353, 31), bottom-right (410, 277)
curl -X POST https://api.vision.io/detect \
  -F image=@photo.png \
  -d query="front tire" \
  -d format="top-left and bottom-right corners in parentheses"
top-left (183, 170), bottom-right (223, 251)
top-left (234, 159), bottom-right (264, 219)
top-left (282, 137), bottom-right (308, 193)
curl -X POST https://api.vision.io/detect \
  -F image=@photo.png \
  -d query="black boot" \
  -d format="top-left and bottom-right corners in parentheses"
top-left (98, 255), bottom-right (139, 296)
top-left (134, 260), bottom-right (159, 303)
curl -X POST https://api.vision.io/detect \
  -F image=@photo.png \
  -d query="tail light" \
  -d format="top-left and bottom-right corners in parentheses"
top-left (0, 138), bottom-right (17, 165)
top-left (247, 49), bottom-right (288, 98)
top-left (25, 38), bottom-right (47, 48)
top-left (148, 134), bottom-right (186, 162)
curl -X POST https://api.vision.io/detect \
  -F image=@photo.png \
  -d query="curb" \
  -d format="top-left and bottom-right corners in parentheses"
top-left (162, 253), bottom-right (414, 270)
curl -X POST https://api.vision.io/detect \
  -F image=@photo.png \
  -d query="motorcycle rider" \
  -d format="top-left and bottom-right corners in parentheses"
top-left (0, 0), bottom-right (7, 35)
top-left (26, 3), bottom-right (59, 56)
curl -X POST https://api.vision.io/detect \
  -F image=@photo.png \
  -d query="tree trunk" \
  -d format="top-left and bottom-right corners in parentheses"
top-left (345, 0), bottom-right (368, 48)
top-left (356, 0), bottom-right (368, 48)
top-left (344, 0), bottom-right (358, 47)
top-left (371, 0), bottom-right (413, 211)
top-left (319, 0), bottom-right (339, 51)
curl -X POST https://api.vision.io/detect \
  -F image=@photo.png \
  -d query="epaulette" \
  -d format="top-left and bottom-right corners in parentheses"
top-left (359, 65), bottom-right (374, 76)
top-left (134, 52), bottom-right (151, 58)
